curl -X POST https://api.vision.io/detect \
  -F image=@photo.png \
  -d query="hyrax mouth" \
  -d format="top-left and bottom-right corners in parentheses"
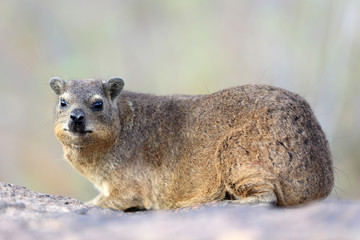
top-left (65, 127), bottom-right (93, 135)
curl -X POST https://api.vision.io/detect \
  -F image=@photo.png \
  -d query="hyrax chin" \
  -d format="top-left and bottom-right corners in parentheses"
top-left (49, 77), bottom-right (334, 211)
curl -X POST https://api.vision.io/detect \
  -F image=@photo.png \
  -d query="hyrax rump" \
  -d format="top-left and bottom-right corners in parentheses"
top-left (49, 77), bottom-right (333, 211)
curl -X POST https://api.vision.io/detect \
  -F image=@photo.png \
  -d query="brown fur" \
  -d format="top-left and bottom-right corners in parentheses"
top-left (50, 77), bottom-right (334, 211)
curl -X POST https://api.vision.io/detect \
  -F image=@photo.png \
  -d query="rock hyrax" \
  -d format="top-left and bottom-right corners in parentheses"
top-left (50, 77), bottom-right (333, 211)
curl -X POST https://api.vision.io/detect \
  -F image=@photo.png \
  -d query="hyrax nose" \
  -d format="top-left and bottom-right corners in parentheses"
top-left (70, 109), bottom-right (85, 124)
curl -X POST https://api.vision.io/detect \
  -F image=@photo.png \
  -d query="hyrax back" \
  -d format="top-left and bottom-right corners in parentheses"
top-left (50, 77), bottom-right (334, 211)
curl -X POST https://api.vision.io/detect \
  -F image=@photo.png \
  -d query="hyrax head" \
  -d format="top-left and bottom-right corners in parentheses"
top-left (49, 77), bottom-right (124, 150)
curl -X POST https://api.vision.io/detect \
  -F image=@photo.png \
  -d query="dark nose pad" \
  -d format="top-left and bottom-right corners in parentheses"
top-left (68, 108), bottom-right (86, 132)
top-left (70, 109), bottom-right (85, 123)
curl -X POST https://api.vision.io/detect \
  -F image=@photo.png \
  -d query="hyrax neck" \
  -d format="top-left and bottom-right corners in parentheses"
top-left (63, 145), bottom-right (109, 176)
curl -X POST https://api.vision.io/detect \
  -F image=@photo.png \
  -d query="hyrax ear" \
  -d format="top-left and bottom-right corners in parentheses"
top-left (103, 77), bottom-right (124, 100)
top-left (49, 77), bottom-right (66, 95)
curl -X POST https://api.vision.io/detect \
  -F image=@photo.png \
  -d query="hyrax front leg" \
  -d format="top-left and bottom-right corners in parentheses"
top-left (86, 193), bottom-right (107, 206)
top-left (217, 127), bottom-right (282, 207)
top-left (93, 189), bottom-right (146, 212)
top-left (96, 196), bottom-right (124, 210)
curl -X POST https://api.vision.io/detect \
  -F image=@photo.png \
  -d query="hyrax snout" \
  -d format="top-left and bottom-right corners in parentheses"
top-left (50, 77), bottom-right (334, 211)
top-left (68, 108), bottom-right (86, 133)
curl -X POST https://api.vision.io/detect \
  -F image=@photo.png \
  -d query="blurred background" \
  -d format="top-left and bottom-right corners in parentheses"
top-left (0, 0), bottom-right (359, 202)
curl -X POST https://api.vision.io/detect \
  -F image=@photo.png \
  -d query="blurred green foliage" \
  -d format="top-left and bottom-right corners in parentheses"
top-left (0, 0), bottom-right (359, 201)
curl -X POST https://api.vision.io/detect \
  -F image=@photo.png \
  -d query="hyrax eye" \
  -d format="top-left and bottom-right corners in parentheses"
top-left (60, 99), bottom-right (68, 108)
top-left (91, 101), bottom-right (103, 111)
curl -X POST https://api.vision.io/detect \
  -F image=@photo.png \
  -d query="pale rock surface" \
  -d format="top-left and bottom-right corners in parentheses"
top-left (0, 182), bottom-right (358, 240)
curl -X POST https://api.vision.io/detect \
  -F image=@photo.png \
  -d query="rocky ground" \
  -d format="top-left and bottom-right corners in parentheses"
top-left (0, 182), bottom-right (359, 240)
